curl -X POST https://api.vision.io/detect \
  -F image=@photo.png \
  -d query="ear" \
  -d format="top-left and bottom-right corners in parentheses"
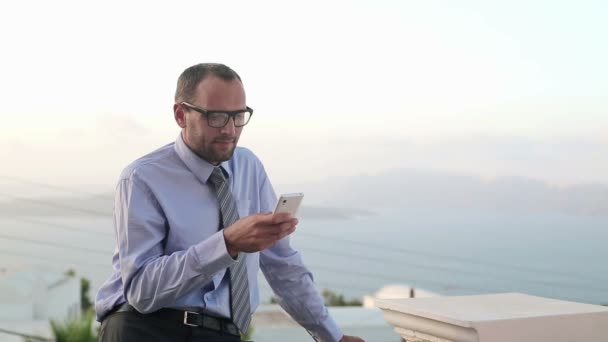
top-left (174, 103), bottom-right (187, 128)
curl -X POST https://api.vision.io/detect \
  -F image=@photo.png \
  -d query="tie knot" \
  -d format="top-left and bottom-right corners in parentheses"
top-left (209, 167), bottom-right (226, 186)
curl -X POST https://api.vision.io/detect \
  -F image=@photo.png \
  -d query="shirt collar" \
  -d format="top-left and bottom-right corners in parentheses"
top-left (174, 133), bottom-right (232, 184)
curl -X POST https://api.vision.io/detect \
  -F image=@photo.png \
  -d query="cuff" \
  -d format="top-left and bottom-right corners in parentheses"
top-left (191, 230), bottom-right (236, 272)
top-left (310, 313), bottom-right (344, 342)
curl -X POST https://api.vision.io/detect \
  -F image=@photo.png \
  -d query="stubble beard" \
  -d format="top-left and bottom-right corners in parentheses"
top-left (184, 127), bottom-right (239, 165)
top-left (199, 138), bottom-right (238, 165)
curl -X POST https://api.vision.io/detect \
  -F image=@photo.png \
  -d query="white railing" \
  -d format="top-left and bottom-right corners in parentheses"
top-left (376, 292), bottom-right (608, 342)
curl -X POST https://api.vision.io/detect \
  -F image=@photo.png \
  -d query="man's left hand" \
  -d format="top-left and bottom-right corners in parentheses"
top-left (339, 335), bottom-right (365, 342)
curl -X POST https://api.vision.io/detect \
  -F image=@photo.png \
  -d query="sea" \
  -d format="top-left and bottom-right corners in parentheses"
top-left (1, 206), bottom-right (607, 306)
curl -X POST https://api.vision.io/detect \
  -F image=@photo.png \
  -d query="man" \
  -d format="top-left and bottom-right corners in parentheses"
top-left (95, 63), bottom-right (364, 342)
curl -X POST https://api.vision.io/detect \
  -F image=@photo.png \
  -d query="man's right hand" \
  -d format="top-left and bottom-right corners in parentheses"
top-left (223, 212), bottom-right (298, 257)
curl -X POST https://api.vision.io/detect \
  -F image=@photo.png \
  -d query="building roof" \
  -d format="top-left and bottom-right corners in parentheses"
top-left (0, 268), bottom-right (72, 300)
top-left (374, 283), bottom-right (440, 299)
top-left (0, 282), bottom-right (28, 303)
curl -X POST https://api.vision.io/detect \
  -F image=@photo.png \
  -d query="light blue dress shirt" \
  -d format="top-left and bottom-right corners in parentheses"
top-left (95, 134), bottom-right (342, 341)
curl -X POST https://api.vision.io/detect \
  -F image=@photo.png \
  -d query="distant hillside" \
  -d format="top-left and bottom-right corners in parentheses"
top-left (1, 169), bottom-right (607, 218)
top-left (278, 168), bottom-right (608, 217)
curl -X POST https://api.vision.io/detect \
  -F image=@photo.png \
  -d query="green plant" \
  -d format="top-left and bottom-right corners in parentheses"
top-left (270, 289), bottom-right (363, 307)
top-left (64, 269), bottom-right (93, 312)
top-left (241, 324), bottom-right (254, 341)
top-left (80, 278), bottom-right (93, 312)
top-left (50, 311), bottom-right (97, 342)
top-left (322, 289), bottom-right (362, 307)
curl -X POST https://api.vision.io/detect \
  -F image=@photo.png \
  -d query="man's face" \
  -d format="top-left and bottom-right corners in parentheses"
top-left (175, 75), bottom-right (246, 165)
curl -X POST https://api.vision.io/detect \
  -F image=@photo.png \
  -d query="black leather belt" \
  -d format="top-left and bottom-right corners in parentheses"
top-left (114, 303), bottom-right (240, 336)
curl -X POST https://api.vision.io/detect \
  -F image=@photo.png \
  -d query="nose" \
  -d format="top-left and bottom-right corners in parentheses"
top-left (219, 117), bottom-right (237, 135)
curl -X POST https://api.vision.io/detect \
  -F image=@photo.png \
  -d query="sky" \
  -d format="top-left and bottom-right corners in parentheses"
top-left (0, 0), bottom-right (607, 190)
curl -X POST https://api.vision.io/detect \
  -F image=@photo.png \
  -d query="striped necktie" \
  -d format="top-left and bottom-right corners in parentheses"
top-left (209, 167), bottom-right (251, 333)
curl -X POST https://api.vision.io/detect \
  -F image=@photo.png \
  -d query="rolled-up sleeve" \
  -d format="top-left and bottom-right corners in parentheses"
top-left (116, 172), bottom-right (235, 313)
top-left (257, 169), bottom-right (343, 342)
top-left (260, 246), bottom-right (343, 342)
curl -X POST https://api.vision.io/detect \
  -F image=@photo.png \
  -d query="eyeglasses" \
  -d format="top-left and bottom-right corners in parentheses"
top-left (181, 102), bottom-right (253, 128)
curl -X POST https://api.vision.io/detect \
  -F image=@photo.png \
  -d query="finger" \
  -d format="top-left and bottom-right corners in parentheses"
top-left (271, 212), bottom-right (294, 224)
top-left (260, 222), bottom-right (295, 241)
top-left (247, 213), bottom-right (278, 226)
top-left (277, 224), bottom-right (296, 240)
top-left (281, 219), bottom-right (298, 230)
top-left (275, 224), bottom-right (295, 239)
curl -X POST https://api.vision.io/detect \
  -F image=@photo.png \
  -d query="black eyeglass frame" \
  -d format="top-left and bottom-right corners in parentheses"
top-left (180, 102), bottom-right (254, 128)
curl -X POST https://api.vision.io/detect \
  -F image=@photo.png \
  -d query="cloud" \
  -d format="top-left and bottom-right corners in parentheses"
top-left (95, 114), bottom-right (150, 140)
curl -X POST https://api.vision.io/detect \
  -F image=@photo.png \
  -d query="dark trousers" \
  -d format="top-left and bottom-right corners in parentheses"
top-left (99, 310), bottom-right (242, 342)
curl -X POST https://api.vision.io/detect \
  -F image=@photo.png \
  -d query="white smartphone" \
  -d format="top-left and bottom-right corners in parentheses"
top-left (274, 192), bottom-right (304, 216)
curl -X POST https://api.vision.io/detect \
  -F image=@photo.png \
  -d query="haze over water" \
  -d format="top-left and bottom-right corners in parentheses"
top-left (1, 0), bottom-right (607, 313)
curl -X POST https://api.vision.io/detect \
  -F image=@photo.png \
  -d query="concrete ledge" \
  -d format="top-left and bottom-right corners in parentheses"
top-left (376, 293), bottom-right (608, 342)
top-left (381, 309), bottom-right (477, 341)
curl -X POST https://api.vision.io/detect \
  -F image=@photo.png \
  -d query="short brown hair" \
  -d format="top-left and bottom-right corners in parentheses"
top-left (174, 63), bottom-right (242, 104)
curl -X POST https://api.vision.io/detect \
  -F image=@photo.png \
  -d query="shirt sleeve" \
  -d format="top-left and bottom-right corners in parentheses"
top-left (115, 172), bottom-right (236, 313)
top-left (257, 169), bottom-right (344, 342)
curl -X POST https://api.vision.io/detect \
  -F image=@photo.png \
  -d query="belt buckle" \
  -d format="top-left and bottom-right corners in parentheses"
top-left (183, 311), bottom-right (200, 327)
